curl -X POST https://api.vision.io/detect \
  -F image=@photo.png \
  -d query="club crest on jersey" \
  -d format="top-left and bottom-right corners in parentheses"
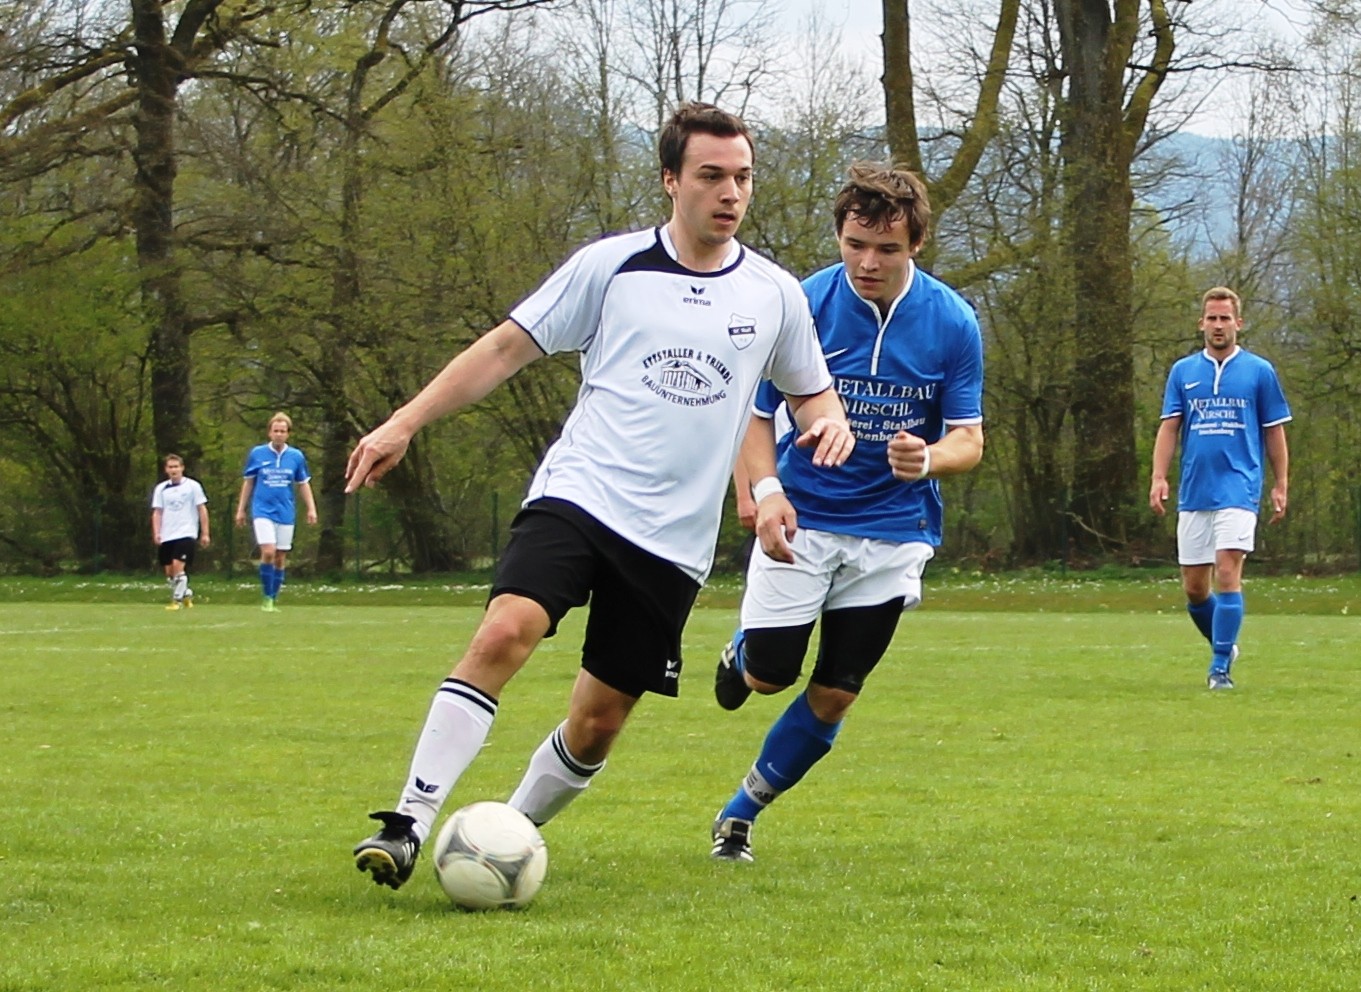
top-left (727, 313), bottom-right (757, 350)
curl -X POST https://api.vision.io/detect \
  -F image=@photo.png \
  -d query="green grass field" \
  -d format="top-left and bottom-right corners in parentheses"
top-left (4, 577), bottom-right (1358, 991)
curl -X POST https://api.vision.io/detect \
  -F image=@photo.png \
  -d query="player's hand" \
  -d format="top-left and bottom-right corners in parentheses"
top-left (754, 493), bottom-right (797, 564)
top-left (306, 508), bottom-right (319, 525)
top-left (887, 432), bottom-right (929, 482)
top-left (1268, 484), bottom-right (1288, 524)
top-left (345, 420), bottom-right (414, 492)
top-left (199, 535), bottom-right (211, 548)
top-left (793, 417), bottom-right (855, 467)
top-left (1149, 479), bottom-right (1169, 516)
top-left (736, 491), bottom-right (757, 532)
top-left (234, 510), bottom-right (247, 527)
top-left (151, 534), bottom-right (160, 546)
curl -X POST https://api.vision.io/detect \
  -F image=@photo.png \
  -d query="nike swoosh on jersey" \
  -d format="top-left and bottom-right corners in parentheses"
top-left (1184, 381), bottom-right (1201, 389)
top-left (824, 347), bottom-right (851, 360)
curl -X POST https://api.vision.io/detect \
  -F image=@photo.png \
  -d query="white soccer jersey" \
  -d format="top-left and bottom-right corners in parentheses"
top-left (151, 478), bottom-right (208, 542)
top-left (510, 226), bottom-right (830, 581)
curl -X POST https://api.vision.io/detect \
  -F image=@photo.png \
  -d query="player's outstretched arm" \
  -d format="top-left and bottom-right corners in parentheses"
top-left (1148, 417), bottom-right (1180, 516)
top-left (346, 321), bottom-right (542, 492)
top-left (785, 388), bottom-right (853, 468)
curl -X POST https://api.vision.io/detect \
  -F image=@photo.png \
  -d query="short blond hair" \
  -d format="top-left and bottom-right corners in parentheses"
top-left (268, 412), bottom-right (293, 430)
top-left (1201, 286), bottom-right (1241, 319)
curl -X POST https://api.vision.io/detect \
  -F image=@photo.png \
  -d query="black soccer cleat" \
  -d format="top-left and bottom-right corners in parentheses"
top-left (711, 815), bottom-right (755, 863)
top-left (353, 811), bottom-right (421, 889)
top-left (714, 632), bottom-right (753, 711)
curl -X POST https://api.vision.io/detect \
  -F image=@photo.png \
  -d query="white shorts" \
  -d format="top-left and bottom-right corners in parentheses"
top-left (253, 518), bottom-right (296, 552)
top-left (740, 529), bottom-right (935, 629)
top-left (1177, 508), bottom-right (1257, 565)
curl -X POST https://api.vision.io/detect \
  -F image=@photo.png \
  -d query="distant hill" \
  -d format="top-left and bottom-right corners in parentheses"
top-left (1136, 131), bottom-right (1286, 258)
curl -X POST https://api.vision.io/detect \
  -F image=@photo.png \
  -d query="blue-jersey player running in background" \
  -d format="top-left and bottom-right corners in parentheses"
top-left (235, 411), bottom-right (318, 612)
top-left (1149, 287), bottom-right (1291, 690)
top-left (710, 163), bottom-right (985, 862)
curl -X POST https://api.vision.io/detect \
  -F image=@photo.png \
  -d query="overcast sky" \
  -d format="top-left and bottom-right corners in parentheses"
top-left (779, 0), bottom-right (1316, 138)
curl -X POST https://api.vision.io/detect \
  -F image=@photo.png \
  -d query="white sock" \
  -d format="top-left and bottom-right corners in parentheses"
top-left (507, 722), bottom-right (605, 826)
top-left (173, 574), bottom-right (188, 601)
top-left (396, 678), bottom-right (497, 843)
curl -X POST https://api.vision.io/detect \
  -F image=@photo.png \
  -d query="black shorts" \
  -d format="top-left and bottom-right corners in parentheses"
top-left (158, 538), bottom-right (196, 568)
top-left (745, 598), bottom-right (905, 695)
top-left (491, 498), bottom-right (700, 698)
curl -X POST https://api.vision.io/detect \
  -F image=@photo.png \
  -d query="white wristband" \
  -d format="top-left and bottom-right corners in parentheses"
top-left (751, 476), bottom-right (785, 503)
top-left (913, 446), bottom-right (932, 482)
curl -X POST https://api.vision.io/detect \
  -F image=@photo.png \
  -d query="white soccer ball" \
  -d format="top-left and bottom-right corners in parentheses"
top-left (432, 801), bottom-right (548, 910)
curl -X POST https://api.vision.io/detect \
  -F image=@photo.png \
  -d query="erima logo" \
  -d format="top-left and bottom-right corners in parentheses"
top-left (665, 658), bottom-right (680, 678)
top-left (1185, 381), bottom-right (1201, 389)
top-left (414, 777), bottom-right (438, 794)
top-left (683, 284), bottom-right (711, 307)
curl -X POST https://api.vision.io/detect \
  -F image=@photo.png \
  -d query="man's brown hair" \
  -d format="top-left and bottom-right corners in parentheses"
top-left (833, 162), bottom-right (931, 248)
top-left (658, 102), bottom-right (753, 179)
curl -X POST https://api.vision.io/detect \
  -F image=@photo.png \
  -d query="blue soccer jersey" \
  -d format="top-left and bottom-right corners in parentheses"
top-left (243, 444), bottom-right (311, 524)
top-left (757, 262), bottom-right (984, 546)
top-left (1159, 345), bottom-right (1291, 512)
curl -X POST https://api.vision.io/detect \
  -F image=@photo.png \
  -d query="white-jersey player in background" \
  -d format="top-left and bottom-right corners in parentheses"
top-left (345, 102), bottom-right (854, 891)
top-left (150, 454), bottom-right (210, 610)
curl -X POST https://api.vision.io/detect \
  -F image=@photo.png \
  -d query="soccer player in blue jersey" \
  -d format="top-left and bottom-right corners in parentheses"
top-left (1149, 287), bottom-right (1291, 690)
top-left (344, 103), bottom-right (854, 891)
top-left (234, 412), bottom-right (318, 612)
top-left (709, 163), bottom-right (985, 862)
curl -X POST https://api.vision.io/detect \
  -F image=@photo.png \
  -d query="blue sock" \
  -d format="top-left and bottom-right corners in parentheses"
top-left (1211, 591), bottom-right (1243, 673)
top-left (272, 567), bottom-right (286, 598)
top-left (258, 562), bottom-right (275, 597)
top-left (1187, 595), bottom-right (1216, 643)
top-left (721, 691), bottom-right (841, 823)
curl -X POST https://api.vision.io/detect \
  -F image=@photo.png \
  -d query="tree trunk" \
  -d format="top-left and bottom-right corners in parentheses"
top-left (1055, 0), bottom-right (1153, 552)
top-left (130, 0), bottom-right (196, 463)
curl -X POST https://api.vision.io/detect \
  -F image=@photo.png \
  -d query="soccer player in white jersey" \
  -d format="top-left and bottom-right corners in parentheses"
top-left (345, 102), bottom-right (854, 891)
top-left (709, 164), bottom-right (984, 862)
top-left (150, 454), bottom-right (210, 610)
top-left (1150, 287), bottom-right (1291, 690)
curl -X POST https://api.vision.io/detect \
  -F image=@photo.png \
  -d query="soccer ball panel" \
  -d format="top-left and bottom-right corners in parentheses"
top-left (433, 801), bottom-right (548, 910)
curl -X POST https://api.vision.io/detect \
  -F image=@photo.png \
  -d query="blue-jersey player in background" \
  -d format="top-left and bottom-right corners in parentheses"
top-left (710, 163), bottom-right (985, 862)
top-left (235, 411), bottom-right (318, 612)
top-left (1149, 287), bottom-right (1291, 690)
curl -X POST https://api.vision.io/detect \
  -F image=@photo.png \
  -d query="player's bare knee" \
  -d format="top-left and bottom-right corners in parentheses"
top-left (806, 683), bottom-right (857, 722)
top-left (747, 674), bottom-right (788, 696)
top-left (468, 617), bottom-right (537, 663)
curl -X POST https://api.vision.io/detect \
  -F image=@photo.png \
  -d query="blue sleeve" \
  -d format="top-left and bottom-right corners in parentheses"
top-left (753, 379), bottom-right (782, 417)
top-left (242, 449), bottom-right (258, 479)
top-left (1160, 366), bottom-right (1184, 419)
top-left (1258, 364), bottom-right (1291, 426)
top-left (942, 317), bottom-right (984, 423)
top-left (293, 451), bottom-right (311, 484)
